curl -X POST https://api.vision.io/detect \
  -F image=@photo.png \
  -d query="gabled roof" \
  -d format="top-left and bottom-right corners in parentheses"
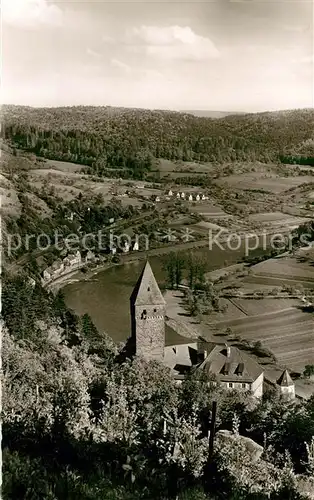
top-left (130, 261), bottom-right (166, 306)
top-left (199, 343), bottom-right (263, 383)
top-left (164, 342), bottom-right (199, 371)
top-left (277, 369), bottom-right (294, 387)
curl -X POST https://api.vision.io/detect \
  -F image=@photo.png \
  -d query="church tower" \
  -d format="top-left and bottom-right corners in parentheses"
top-left (277, 369), bottom-right (295, 399)
top-left (130, 261), bottom-right (166, 361)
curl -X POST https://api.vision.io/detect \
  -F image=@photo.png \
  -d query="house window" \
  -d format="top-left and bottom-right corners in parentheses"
top-left (153, 308), bottom-right (157, 313)
top-left (141, 310), bottom-right (147, 319)
top-left (147, 287), bottom-right (150, 291)
top-left (242, 383), bottom-right (247, 389)
top-left (228, 382), bottom-right (233, 388)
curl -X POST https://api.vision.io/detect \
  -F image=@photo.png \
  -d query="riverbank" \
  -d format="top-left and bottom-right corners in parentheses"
top-left (46, 237), bottom-right (215, 292)
top-left (46, 228), bottom-right (282, 292)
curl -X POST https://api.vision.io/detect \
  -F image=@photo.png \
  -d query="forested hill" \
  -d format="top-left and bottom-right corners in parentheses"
top-left (2, 105), bottom-right (314, 178)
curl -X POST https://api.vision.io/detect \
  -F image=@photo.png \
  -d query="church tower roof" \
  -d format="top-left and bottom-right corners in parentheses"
top-left (130, 261), bottom-right (166, 306)
top-left (277, 369), bottom-right (294, 387)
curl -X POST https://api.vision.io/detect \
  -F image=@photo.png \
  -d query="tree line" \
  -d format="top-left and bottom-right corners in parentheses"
top-left (2, 106), bottom-right (314, 181)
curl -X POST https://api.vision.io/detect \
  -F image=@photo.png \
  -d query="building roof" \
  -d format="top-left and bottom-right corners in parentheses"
top-left (277, 369), bottom-right (294, 387)
top-left (164, 342), bottom-right (199, 373)
top-left (130, 260), bottom-right (166, 306)
top-left (199, 343), bottom-right (264, 383)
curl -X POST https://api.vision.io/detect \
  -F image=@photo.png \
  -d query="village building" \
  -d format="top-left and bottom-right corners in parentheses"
top-left (27, 277), bottom-right (36, 288)
top-left (188, 194), bottom-right (193, 201)
top-left (129, 261), bottom-right (268, 397)
top-left (133, 241), bottom-right (139, 251)
top-left (64, 250), bottom-right (81, 268)
top-left (85, 250), bottom-right (96, 263)
top-left (181, 192), bottom-right (185, 199)
top-left (42, 259), bottom-right (65, 282)
top-left (123, 241), bottom-right (130, 253)
top-left (196, 194), bottom-right (200, 201)
top-left (52, 259), bottom-right (65, 275)
top-left (176, 192), bottom-right (181, 199)
top-left (42, 268), bottom-right (52, 282)
top-left (168, 190), bottom-right (173, 197)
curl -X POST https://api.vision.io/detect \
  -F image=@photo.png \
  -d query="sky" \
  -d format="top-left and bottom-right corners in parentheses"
top-left (2, 0), bottom-right (314, 112)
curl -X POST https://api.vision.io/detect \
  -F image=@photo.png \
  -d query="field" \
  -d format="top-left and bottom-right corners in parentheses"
top-left (209, 307), bottom-right (314, 373)
top-left (249, 256), bottom-right (314, 283)
top-left (44, 158), bottom-right (87, 173)
top-left (190, 202), bottom-right (230, 218)
top-left (214, 173), bottom-right (314, 193)
top-left (204, 252), bottom-right (314, 374)
top-left (230, 297), bottom-right (301, 316)
top-left (156, 159), bottom-right (214, 177)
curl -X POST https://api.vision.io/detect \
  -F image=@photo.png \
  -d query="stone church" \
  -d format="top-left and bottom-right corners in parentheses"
top-left (130, 261), bottom-right (294, 399)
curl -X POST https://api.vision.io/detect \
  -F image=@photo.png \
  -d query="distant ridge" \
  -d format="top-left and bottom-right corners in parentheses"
top-left (181, 110), bottom-right (247, 118)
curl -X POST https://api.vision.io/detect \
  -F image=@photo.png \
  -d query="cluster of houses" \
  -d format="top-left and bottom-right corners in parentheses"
top-left (154, 190), bottom-right (209, 203)
top-left (41, 249), bottom-right (96, 284)
top-left (41, 241), bottom-right (140, 284)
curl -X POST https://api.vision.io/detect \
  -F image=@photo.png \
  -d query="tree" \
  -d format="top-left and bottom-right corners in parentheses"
top-left (303, 365), bottom-right (314, 379)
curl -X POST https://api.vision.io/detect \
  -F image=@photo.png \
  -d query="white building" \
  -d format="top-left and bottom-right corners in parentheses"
top-left (123, 242), bottom-right (130, 253)
top-left (27, 277), bottom-right (36, 288)
top-left (43, 268), bottom-right (52, 281)
top-left (181, 192), bottom-right (185, 199)
top-left (85, 250), bottom-right (96, 262)
top-left (188, 194), bottom-right (193, 201)
top-left (168, 190), bottom-right (173, 196)
top-left (133, 241), bottom-right (139, 251)
top-left (176, 192), bottom-right (181, 199)
top-left (196, 194), bottom-right (200, 202)
top-left (64, 250), bottom-right (81, 268)
top-left (164, 341), bottom-right (264, 398)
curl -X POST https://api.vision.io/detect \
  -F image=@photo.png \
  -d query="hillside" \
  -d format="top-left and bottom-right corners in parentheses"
top-left (1, 106), bottom-right (314, 180)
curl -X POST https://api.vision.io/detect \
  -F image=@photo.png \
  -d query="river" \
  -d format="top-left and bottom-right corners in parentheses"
top-left (63, 239), bottom-right (274, 342)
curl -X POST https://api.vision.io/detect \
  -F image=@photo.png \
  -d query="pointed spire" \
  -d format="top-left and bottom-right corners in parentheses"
top-left (277, 369), bottom-right (294, 387)
top-left (130, 261), bottom-right (166, 306)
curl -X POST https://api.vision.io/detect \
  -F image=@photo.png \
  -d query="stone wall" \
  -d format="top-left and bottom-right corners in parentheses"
top-left (133, 304), bottom-right (165, 361)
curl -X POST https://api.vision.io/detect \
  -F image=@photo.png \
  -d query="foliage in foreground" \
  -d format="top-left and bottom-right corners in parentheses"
top-left (2, 273), bottom-right (314, 499)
